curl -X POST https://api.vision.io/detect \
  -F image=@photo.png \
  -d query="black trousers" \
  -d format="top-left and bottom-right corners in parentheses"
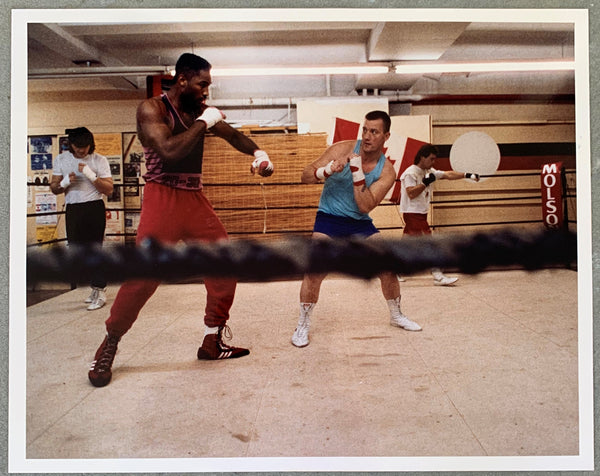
top-left (65, 199), bottom-right (107, 288)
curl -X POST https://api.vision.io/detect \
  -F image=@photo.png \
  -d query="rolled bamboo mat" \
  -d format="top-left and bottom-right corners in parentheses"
top-left (202, 131), bottom-right (328, 238)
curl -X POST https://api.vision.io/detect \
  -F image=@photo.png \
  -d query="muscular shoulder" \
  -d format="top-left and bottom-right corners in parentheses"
top-left (382, 158), bottom-right (396, 175)
top-left (328, 140), bottom-right (355, 157)
top-left (137, 96), bottom-right (168, 123)
top-left (379, 158), bottom-right (396, 182)
top-left (136, 97), bottom-right (171, 142)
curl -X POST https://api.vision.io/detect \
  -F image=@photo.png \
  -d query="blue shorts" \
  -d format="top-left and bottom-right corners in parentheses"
top-left (313, 211), bottom-right (379, 238)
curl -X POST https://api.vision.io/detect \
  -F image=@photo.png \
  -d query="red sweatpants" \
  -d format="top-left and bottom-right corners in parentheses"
top-left (105, 182), bottom-right (236, 337)
top-left (402, 212), bottom-right (432, 236)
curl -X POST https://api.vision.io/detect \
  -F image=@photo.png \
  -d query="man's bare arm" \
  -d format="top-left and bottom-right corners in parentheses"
top-left (136, 99), bottom-right (208, 163)
top-left (301, 141), bottom-right (353, 184)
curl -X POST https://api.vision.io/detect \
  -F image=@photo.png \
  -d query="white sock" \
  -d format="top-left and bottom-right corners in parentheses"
top-left (431, 268), bottom-right (444, 280)
top-left (386, 297), bottom-right (403, 318)
top-left (204, 325), bottom-right (219, 336)
top-left (299, 302), bottom-right (315, 325)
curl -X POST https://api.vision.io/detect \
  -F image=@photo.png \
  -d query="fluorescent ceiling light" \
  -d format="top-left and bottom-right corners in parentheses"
top-left (211, 64), bottom-right (390, 77)
top-left (28, 59), bottom-right (574, 80)
top-left (394, 60), bottom-right (575, 74)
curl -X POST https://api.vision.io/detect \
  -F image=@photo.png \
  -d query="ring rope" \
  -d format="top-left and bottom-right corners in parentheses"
top-left (26, 228), bottom-right (577, 284)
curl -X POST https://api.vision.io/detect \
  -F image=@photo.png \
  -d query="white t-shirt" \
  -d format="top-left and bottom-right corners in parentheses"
top-left (399, 164), bottom-right (445, 214)
top-left (53, 151), bottom-right (112, 204)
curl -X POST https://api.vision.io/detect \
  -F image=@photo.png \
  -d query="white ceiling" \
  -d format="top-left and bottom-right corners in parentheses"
top-left (27, 17), bottom-right (576, 101)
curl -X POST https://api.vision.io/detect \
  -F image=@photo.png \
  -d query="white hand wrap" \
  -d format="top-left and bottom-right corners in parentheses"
top-left (348, 154), bottom-right (365, 186)
top-left (314, 160), bottom-right (334, 180)
top-left (59, 176), bottom-right (71, 189)
top-left (251, 150), bottom-right (274, 176)
top-left (81, 165), bottom-right (97, 182)
top-left (196, 107), bottom-right (225, 129)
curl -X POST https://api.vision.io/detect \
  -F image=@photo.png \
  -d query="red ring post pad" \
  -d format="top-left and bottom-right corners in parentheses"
top-left (541, 162), bottom-right (565, 230)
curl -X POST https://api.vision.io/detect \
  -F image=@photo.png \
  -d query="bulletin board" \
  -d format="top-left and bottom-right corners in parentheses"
top-left (91, 133), bottom-right (125, 244)
top-left (27, 135), bottom-right (61, 244)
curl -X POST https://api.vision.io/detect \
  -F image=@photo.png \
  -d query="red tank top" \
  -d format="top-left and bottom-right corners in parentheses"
top-left (142, 94), bottom-right (205, 190)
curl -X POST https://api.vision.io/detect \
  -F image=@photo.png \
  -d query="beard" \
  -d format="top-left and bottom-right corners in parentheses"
top-left (179, 90), bottom-right (204, 115)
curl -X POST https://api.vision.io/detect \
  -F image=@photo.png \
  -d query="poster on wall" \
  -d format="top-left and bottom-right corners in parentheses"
top-left (31, 170), bottom-right (50, 190)
top-left (29, 138), bottom-right (53, 190)
top-left (124, 212), bottom-right (140, 245)
top-left (94, 133), bottom-right (124, 206)
top-left (94, 133), bottom-right (122, 161)
top-left (29, 135), bottom-right (53, 190)
top-left (30, 153), bottom-right (52, 172)
top-left (106, 155), bottom-right (124, 205)
top-left (58, 136), bottom-right (69, 154)
top-left (107, 156), bottom-right (122, 184)
top-left (122, 133), bottom-right (146, 206)
top-left (105, 209), bottom-right (124, 244)
top-left (30, 136), bottom-right (52, 154)
top-left (34, 192), bottom-right (57, 225)
top-left (35, 225), bottom-right (58, 243)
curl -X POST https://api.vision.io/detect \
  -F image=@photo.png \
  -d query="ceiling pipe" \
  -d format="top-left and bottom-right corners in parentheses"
top-left (29, 66), bottom-right (172, 79)
top-left (28, 63), bottom-right (392, 80)
top-left (207, 92), bottom-right (424, 108)
top-left (206, 91), bottom-right (574, 108)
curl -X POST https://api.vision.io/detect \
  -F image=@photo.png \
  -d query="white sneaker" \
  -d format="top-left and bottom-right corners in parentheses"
top-left (84, 288), bottom-right (98, 304)
top-left (390, 313), bottom-right (422, 331)
top-left (87, 287), bottom-right (106, 311)
top-left (433, 276), bottom-right (458, 286)
top-left (397, 275), bottom-right (406, 282)
top-left (292, 323), bottom-right (310, 347)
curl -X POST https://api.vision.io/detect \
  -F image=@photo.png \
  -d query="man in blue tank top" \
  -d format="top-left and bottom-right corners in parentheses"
top-left (292, 110), bottom-right (422, 348)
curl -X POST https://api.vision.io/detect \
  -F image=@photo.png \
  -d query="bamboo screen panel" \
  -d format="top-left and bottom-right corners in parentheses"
top-left (201, 131), bottom-right (328, 240)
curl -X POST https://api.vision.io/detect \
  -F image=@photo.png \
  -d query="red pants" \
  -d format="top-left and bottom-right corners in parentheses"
top-left (105, 182), bottom-right (236, 337)
top-left (402, 213), bottom-right (432, 236)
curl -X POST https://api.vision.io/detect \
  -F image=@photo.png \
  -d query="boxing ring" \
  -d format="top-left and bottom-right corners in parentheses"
top-left (20, 228), bottom-right (586, 472)
top-left (20, 120), bottom-right (586, 473)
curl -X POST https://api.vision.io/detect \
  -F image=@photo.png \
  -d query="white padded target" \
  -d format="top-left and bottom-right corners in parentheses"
top-left (449, 131), bottom-right (500, 177)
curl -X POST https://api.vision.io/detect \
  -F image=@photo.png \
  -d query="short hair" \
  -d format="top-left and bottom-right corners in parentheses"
top-left (66, 127), bottom-right (95, 154)
top-left (175, 53), bottom-right (212, 80)
top-left (414, 144), bottom-right (439, 164)
top-left (365, 110), bottom-right (391, 133)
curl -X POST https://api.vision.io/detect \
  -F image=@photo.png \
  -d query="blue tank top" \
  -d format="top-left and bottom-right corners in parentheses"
top-left (318, 140), bottom-right (386, 221)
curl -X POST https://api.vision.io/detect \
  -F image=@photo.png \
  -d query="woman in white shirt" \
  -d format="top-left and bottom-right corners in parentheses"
top-left (50, 127), bottom-right (114, 310)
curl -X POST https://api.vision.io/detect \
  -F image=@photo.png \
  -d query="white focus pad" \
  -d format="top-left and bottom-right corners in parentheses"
top-left (449, 131), bottom-right (500, 178)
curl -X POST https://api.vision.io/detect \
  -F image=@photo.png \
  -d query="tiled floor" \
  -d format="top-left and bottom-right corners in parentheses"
top-left (21, 269), bottom-right (587, 472)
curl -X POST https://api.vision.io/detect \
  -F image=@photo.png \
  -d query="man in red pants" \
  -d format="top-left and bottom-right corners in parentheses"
top-left (88, 53), bottom-right (274, 387)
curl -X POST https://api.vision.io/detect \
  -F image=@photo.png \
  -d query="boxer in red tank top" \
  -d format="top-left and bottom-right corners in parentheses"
top-left (88, 53), bottom-right (274, 387)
